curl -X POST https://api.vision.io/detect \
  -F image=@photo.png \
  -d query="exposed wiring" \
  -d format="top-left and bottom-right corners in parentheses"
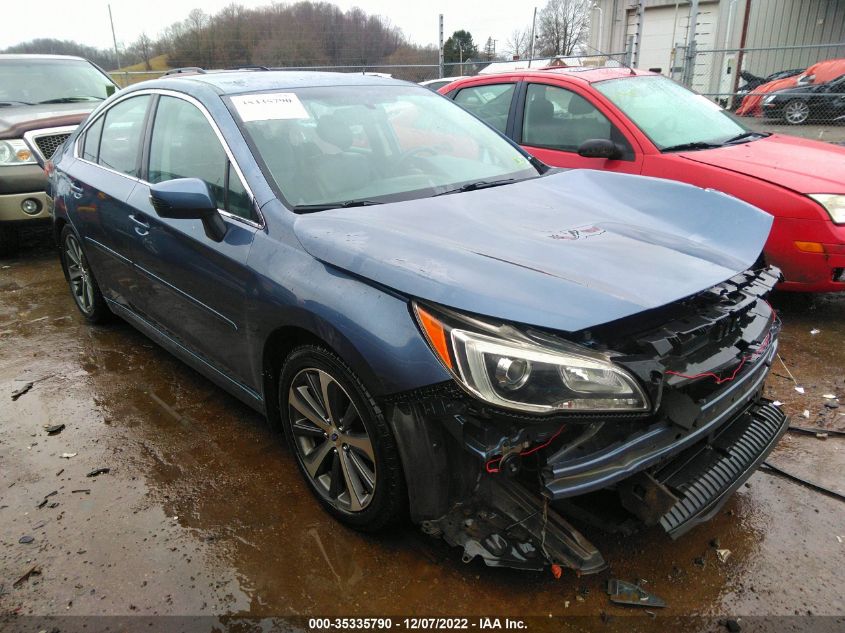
top-left (665, 299), bottom-right (778, 385)
top-left (486, 425), bottom-right (566, 473)
top-left (665, 329), bottom-right (772, 384)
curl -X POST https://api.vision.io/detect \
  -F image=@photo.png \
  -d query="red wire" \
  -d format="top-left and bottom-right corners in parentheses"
top-left (665, 325), bottom-right (773, 384)
top-left (486, 424), bottom-right (566, 473)
top-left (486, 303), bottom-right (778, 471)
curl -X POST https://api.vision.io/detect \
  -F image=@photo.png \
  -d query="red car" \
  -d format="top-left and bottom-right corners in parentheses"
top-left (440, 68), bottom-right (845, 292)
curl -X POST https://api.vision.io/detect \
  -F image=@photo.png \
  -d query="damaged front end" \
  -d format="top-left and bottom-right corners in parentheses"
top-left (387, 267), bottom-right (786, 573)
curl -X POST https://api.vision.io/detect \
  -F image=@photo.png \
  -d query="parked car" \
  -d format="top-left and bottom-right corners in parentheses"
top-left (0, 54), bottom-right (118, 255)
top-left (49, 71), bottom-right (785, 573)
top-left (441, 68), bottom-right (845, 292)
top-left (762, 73), bottom-right (845, 124)
top-left (419, 76), bottom-right (469, 91)
top-left (731, 68), bottom-right (803, 110)
top-left (736, 58), bottom-right (845, 117)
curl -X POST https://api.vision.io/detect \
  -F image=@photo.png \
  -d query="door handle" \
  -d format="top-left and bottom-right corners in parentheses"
top-left (129, 214), bottom-right (150, 236)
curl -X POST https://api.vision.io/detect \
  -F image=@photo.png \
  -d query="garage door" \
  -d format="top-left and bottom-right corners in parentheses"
top-left (626, 3), bottom-right (719, 92)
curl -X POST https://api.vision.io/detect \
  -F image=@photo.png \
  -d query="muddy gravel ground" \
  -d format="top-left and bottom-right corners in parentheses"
top-left (1, 232), bottom-right (844, 632)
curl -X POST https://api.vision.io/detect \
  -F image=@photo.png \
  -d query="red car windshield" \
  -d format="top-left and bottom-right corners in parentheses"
top-left (595, 75), bottom-right (748, 150)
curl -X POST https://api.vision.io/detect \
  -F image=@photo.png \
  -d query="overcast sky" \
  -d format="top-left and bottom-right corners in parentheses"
top-left (1, 0), bottom-right (539, 54)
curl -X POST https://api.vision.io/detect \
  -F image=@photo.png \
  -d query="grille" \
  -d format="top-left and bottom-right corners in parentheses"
top-left (34, 133), bottom-right (71, 160)
top-left (657, 401), bottom-right (787, 537)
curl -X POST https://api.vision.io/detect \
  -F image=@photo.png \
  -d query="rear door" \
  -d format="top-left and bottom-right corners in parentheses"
top-left (125, 93), bottom-right (259, 387)
top-left (64, 94), bottom-right (152, 309)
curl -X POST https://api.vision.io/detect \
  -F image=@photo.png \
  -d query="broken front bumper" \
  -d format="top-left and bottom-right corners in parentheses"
top-left (543, 333), bottom-right (779, 499)
top-left (396, 267), bottom-right (786, 573)
top-left (655, 398), bottom-right (787, 538)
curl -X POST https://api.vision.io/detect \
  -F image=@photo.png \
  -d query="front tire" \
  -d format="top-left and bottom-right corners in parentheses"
top-left (279, 345), bottom-right (405, 531)
top-left (59, 225), bottom-right (111, 323)
top-left (783, 99), bottom-right (810, 125)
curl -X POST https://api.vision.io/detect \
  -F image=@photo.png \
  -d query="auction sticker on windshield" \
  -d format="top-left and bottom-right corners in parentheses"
top-left (231, 92), bottom-right (310, 121)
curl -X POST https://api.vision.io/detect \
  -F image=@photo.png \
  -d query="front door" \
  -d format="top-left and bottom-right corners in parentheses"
top-left (126, 94), bottom-right (260, 388)
top-left (515, 83), bottom-right (643, 174)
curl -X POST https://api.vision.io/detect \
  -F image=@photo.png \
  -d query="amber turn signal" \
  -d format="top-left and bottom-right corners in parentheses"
top-left (414, 305), bottom-right (453, 369)
top-left (794, 241), bottom-right (825, 254)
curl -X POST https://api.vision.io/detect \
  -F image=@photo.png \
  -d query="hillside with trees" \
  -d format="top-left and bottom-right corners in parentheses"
top-left (3, 0), bottom-right (590, 74)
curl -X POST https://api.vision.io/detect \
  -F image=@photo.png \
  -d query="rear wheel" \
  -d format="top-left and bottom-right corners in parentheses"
top-left (783, 99), bottom-right (810, 125)
top-left (59, 225), bottom-right (111, 323)
top-left (279, 345), bottom-right (405, 531)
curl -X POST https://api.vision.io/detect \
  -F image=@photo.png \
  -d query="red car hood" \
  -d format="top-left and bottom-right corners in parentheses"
top-left (678, 134), bottom-right (845, 194)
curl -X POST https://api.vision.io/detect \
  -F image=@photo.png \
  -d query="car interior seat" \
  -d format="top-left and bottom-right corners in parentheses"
top-left (311, 114), bottom-right (371, 200)
top-left (523, 94), bottom-right (557, 147)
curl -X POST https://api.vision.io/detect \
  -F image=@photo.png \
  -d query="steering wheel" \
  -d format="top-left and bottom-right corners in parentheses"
top-left (394, 146), bottom-right (440, 173)
top-left (655, 115), bottom-right (681, 137)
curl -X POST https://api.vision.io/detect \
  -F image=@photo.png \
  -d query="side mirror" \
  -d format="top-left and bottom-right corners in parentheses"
top-left (577, 138), bottom-right (623, 160)
top-left (149, 178), bottom-right (227, 242)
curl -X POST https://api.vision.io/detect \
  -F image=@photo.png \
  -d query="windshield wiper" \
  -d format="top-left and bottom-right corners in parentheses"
top-left (434, 178), bottom-right (518, 196)
top-left (0, 100), bottom-right (34, 106)
top-left (37, 96), bottom-right (105, 104)
top-left (293, 199), bottom-right (383, 213)
top-left (722, 131), bottom-right (769, 144)
top-left (660, 141), bottom-right (723, 153)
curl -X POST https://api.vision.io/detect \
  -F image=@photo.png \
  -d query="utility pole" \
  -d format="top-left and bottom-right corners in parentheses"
top-left (108, 4), bottom-right (122, 80)
top-left (528, 6), bottom-right (537, 67)
top-left (592, 3), bottom-right (603, 52)
top-left (683, 0), bottom-right (699, 85)
top-left (438, 14), bottom-right (444, 79)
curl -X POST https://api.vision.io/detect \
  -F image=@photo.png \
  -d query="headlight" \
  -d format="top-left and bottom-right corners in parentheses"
top-left (809, 194), bottom-right (845, 224)
top-left (0, 139), bottom-right (36, 165)
top-left (763, 94), bottom-right (777, 105)
top-left (413, 303), bottom-right (650, 414)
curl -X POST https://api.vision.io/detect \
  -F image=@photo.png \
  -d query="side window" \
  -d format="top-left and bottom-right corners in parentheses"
top-left (522, 84), bottom-right (616, 153)
top-left (81, 116), bottom-right (104, 162)
top-left (225, 162), bottom-right (252, 219)
top-left (98, 95), bottom-right (150, 177)
top-left (149, 96), bottom-right (254, 220)
top-left (453, 83), bottom-right (515, 133)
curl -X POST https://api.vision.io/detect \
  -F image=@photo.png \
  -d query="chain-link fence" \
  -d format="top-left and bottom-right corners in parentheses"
top-left (108, 46), bottom-right (845, 144)
top-left (108, 54), bottom-right (631, 88)
top-left (672, 42), bottom-right (845, 144)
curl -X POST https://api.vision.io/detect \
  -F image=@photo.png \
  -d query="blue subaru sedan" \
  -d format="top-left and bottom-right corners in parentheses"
top-left (48, 70), bottom-right (786, 574)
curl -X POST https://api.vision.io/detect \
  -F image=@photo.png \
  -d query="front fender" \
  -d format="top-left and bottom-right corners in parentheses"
top-left (247, 226), bottom-right (451, 398)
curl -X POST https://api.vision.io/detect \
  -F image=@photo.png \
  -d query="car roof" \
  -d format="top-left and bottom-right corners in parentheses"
top-left (0, 54), bottom-right (89, 62)
top-left (446, 66), bottom-right (655, 90)
top-left (143, 70), bottom-right (415, 95)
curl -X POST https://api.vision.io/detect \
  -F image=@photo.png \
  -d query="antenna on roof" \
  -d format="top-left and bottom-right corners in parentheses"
top-left (581, 43), bottom-right (637, 75)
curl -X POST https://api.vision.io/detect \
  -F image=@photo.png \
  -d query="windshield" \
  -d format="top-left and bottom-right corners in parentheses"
top-left (230, 84), bottom-right (539, 209)
top-left (0, 58), bottom-right (115, 105)
top-left (594, 75), bottom-right (747, 150)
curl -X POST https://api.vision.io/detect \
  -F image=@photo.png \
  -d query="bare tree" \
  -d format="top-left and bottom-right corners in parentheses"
top-left (131, 33), bottom-right (153, 70)
top-left (504, 27), bottom-right (531, 59)
top-left (537, 0), bottom-right (591, 57)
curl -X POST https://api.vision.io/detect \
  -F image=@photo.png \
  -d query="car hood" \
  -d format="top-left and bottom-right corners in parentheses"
top-left (678, 134), bottom-right (845, 194)
top-left (0, 102), bottom-right (97, 139)
top-left (293, 170), bottom-right (773, 333)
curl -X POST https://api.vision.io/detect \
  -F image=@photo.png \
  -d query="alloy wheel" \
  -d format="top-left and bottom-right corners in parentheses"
top-left (64, 233), bottom-right (94, 314)
top-left (288, 368), bottom-right (377, 512)
top-left (784, 100), bottom-right (810, 124)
